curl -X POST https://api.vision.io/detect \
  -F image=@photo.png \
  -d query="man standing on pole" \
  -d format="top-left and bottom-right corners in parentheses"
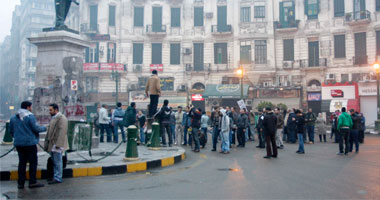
top-left (145, 70), bottom-right (161, 118)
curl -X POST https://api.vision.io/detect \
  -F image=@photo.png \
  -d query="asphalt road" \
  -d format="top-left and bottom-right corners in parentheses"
top-left (1, 135), bottom-right (380, 199)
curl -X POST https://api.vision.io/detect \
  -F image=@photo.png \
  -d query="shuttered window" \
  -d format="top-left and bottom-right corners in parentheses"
top-left (255, 40), bottom-right (267, 64)
top-left (283, 39), bottom-right (294, 61)
top-left (134, 7), bottom-right (144, 27)
top-left (85, 43), bottom-right (99, 63)
top-left (334, 0), bottom-right (345, 17)
top-left (240, 7), bottom-right (251, 22)
top-left (109, 5), bottom-right (116, 27)
top-left (304, 0), bottom-right (319, 20)
top-left (152, 7), bottom-right (163, 32)
top-left (194, 7), bottom-right (204, 27)
top-left (133, 43), bottom-right (143, 64)
top-left (194, 43), bottom-right (204, 71)
top-left (377, 0), bottom-right (380, 11)
top-left (170, 44), bottom-right (180, 65)
top-left (151, 43), bottom-right (162, 64)
top-left (354, 32), bottom-right (367, 65)
top-left (89, 5), bottom-right (98, 31)
top-left (171, 8), bottom-right (181, 27)
top-left (107, 43), bottom-right (116, 63)
top-left (376, 31), bottom-right (380, 56)
top-left (214, 43), bottom-right (227, 64)
top-left (308, 41), bottom-right (319, 67)
top-left (254, 6), bottom-right (265, 18)
top-left (240, 45), bottom-right (251, 64)
top-left (334, 35), bottom-right (346, 58)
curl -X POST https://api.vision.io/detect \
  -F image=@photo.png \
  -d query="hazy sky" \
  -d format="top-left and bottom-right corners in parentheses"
top-left (0, 0), bottom-right (20, 43)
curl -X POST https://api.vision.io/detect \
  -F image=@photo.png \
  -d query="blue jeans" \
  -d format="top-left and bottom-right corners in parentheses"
top-left (171, 124), bottom-right (176, 142)
top-left (201, 127), bottom-right (208, 142)
top-left (221, 131), bottom-right (230, 152)
top-left (298, 134), bottom-right (305, 153)
top-left (230, 129), bottom-right (236, 144)
top-left (113, 120), bottom-right (125, 143)
top-left (183, 126), bottom-right (189, 145)
top-left (100, 124), bottom-right (112, 142)
top-left (306, 125), bottom-right (315, 142)
top-left (51, 152), bottom-right (63, 182)
top-left (212, 126), bottom-right (220, 150)
top-left (350, 129), bottom-right (359, 152)
top-left (140, 127), bottom-right (145, 144)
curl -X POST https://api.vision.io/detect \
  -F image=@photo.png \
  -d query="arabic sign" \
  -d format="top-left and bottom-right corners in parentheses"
top-left (322, 85), bottom-right (355, 100)
top-left (150, 64), bottom-right (163, 72)
top-left (64, 104), bottom-right (85, 120)
top-left (331, 89), bottom-right (344, 98)
top-left (192, 94), bottom-right (204, 101)
top-left (88, 34), bottom-right (111, 41)
top-left (237, 100), bottom-right (247, 111)
top-left (83, 63), bottom-right (99, 71)
top-left (358, 82), bottom-right (377, 96)
top-left (83, 63), bottom-right (126, 72)
top-left (307, 92), bottom-right (321, 101)
top-left (71, 80), bottom-right (78, 91)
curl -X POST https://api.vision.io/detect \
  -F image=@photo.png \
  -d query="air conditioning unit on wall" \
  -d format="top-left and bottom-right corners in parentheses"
top-left (326, 74), bottom-right (335, 80)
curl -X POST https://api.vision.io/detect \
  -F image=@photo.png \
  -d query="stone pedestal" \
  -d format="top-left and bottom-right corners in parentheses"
top-left (28, 31), bottom-right (90, 123)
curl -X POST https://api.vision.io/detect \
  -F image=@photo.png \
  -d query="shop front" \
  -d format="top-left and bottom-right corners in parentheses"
top-left (129, 91), bottom-right (187, 111)
top-left (358, 81), bottom-right (377, 127)
top-left (252, 87), bottom-right (302, 110)
top-left (203, 84), bottom-right (249, 110)
top-left (321, 83), bottom-right (359, 114)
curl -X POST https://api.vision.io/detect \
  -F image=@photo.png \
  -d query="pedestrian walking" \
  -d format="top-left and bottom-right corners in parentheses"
top-left (283, 109), bottom-right (291, 142)
top-left (112, 102), bottom-right (125, 143)
top-left (349, 110), bottom-right (361, 153)
top-left (236, 109), bottom-right (249, 148)
top-left (305, 108), bottom-right (316, 144)
top-left (256, 110), bottom-right (265, 148)
top-left (99, 104), bottom-right (112, 143)
top-left (200, 111), bottom-right (210, 148)
top-left (44, 104), bottom-right (68, 184)
top-left (189, 106), bottom-right (202, 152)
top-left (182, 106), bottom-right (192, 146)
top-left (229, 107), bottom-right (238, 146)
top-left (174, 106), bottom-right (184, 146)
top-left (275, 108), bottom-right (284, 149)
top-left (145, 70), bottom-right (161, 118)
top-left (137, 111), bottom-right (146, 144)
top-left (211, 107), bottom-right (221, 151)
top-left (157, 100), bottom-right (173, 147)
top-left (316, 113), bottom-right (327, 142)
top-left (295, 110), bottom-right (306, 154)
top-left (337, 107), bottom-right (353, 155)
top-left (262, 108), bottom-right (278, 159)
top-left (331, 112), bottom-right (339, 143)
top-left (220, 109), bottom-right (230, 154)
top-left (10, 101), bottom-right (47, 189)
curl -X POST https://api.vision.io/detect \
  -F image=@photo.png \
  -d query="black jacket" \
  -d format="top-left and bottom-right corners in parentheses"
top-left (189, 108), bottom-right (202, 128)
top-left (256, 114), bottom-right (265, 129)
top-left (351, 113), bottom-right (362, 130)
top-left (158, 106), bottom-right (172, 124)
top-left (296, 115), bottom-right (305, 134)
top-left (237, 113), bottom-right (249, 129)
top-left (263, 112), bottom-right (277, 135)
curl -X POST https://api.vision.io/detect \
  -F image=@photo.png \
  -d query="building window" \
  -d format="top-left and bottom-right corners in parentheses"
top-left (222, 77), bottom-right (239, 84)
top-left (86, 77), bottom-right (98, 93)
top-left (254, 6), bottom-right (265, 18)
top-left (377, 0), bottom-right (380, 11)
top-left (152, 7), bottom-right (163, 32)
top-left (214, 43), bottom-right (228, 64)
top-left (85, 43), bottom-right (99, 63)
top-left (240, 44), bottom-right (251, 64)
top-left (304, 0), bottom-right (320, 20)
top-left (283, 39), bottom-right (294, 61)
top-left (194, 43), bottom-right (204, 71)
top-left (341, 74), bottom-right (349, 83)
top-left (107, 43), bottom-right (116, 63)
top-left (171, 8), bottom-right (181, 27)
top-left (376, 31), bottom-right (380, 56)
top-left (255, 40), bottom-right (267, 64)
top-left (280, 1), bottom-right (295, 25)
top-left (133, 43), bottom-right (143, 64)
top-left (308, 41), bottom-right (319, 67)
top-left (134, 7), bottom-right (144, 27)
top-left (334, 0), bottom-right (345, 17)
top-left (194, 7), bottom-right (204, 27)
top-left (90, 5), bottom-right (98, 31)
top-left (161, 77), bottom-right (174, 91)
top-left (240, 7), bottom-right (251, 22)
top-left (109, 5), bottom-right (116, 27)
top-left (354, 32), bottom-right (367, 65)
top-left (334, 35), bottom-right (346, 58)
top-left (152, 43), bottom-right (162, 64)
top-left (170, 44), bottom-right (180, 65)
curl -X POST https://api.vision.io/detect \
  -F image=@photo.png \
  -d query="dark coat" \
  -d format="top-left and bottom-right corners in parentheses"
top-left (189, 108), bottom-right (202, 128)
top-left (296, 115), bottom-right (306, 134)
top-left (123, 106), bottom-right (137, 127)
top-left (263, 112), bottom-right (277, 135)
top-left (237, 113), bottom-right (249, 129)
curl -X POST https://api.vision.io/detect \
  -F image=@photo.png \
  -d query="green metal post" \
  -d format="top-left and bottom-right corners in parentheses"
top-left (148, 122), bottom-right (161, 150)
top-left (2, 121), bottom-right (13, 144)
top-left (124, 125), bottom-right (139, 161)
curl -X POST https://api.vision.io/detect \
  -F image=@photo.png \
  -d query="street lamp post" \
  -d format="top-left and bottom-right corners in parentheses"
top-left (236, 66), bottom-right (244, 100)
top-left (112, 68), bottom-right (119, 105)
top-left (374, 63), bottom-right (380, 131)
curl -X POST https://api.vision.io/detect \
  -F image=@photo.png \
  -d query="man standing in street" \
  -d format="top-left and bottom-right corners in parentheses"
top-left (99, 104), bottom-right (112, 143)
top-left (211, 107), bottom-right (221, 151)
top-left (256, 109), bottom-right (265, 148)
top-left (349, 110), bottom-right (361, 153)
top-left (236, 109), bottom-right (249, 148)
top-left (229, 107), bottom-right (238, 146)
top-left (44, 104), bottom-right (68, 184)
top-left (10, 101), bottom-right (47, 189)
top-left (189, 106), bottom-right (202, 152)
top-left (262, 107), bottom-right (278, 159)
top-left (145, 70), bottom-right (161, 118)
top-left (248, 109), bottom-right (256, 141)
top-left (337, 107), bottom-right (353, 155)
top-left (124, 102), bottom-right (137, 128)
top-left (220, 109), bottom-right (230, 154)
top-left (295, 110), bottom-right (306, 154)
top-left (175, 106), bottom-right (184, 145)
top-left (137, 110), bottom-right (146, 144)
top-left (157, 100), bottom-right (173, 147)
top-left (112, 102), bottom-right (125, 143)
top-left (200, 111), bottom-right (210, 148)
top-left (182, 106), bottom-right (192, 146)
top-left (287, 109), bottom-right (297, 143)
top-left (305, 108), bottom-right (316, 144)
top-left (275, 108), bottom-right (284, 149)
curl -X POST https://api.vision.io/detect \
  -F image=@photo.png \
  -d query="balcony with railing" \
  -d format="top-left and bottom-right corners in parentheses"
top-left (353, 55), bottom-right (368, 65)
top-left (299, 58), bottom-right (327, 68)
top-left (345, 11), bottom-right (371, 25)
top-left (211, 25), bottom-right (233, 35)
top-left (274, 20), bottom-right (300, 32)
top-left (146, 25), bottom-right (167, 36)
top-left (80, 23), bottom-right (98, 34)
top-left (185, 63), bottom-right (211, 72)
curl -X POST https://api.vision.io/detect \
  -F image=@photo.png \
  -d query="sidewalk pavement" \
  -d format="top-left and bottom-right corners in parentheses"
top-left (0, 125), bottom-right (186, 181)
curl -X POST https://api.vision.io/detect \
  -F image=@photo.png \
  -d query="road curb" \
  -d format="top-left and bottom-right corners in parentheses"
top-left (0, 152), bottom-right (186, 181)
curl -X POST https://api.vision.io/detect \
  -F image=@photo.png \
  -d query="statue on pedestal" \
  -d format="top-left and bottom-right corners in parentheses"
top-left (55, 0), bottom-right (79, 29)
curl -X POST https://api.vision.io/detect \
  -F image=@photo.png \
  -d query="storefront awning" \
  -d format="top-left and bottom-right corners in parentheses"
top-left (203, 84), bottom-right (249, 99)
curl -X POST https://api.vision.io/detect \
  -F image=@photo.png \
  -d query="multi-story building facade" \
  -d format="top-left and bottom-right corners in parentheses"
top-left (78, 0), bottom-right (380, 118)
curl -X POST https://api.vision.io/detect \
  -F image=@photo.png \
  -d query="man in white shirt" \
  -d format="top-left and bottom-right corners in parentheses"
top-left (99, 104), bottom-right (111, 142)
